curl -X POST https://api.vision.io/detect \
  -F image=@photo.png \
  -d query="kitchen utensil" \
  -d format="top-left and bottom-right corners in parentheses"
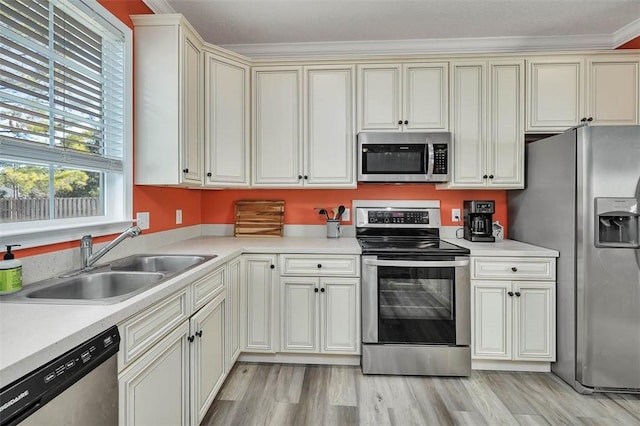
top-left (315, 208), bottom-right (330, 220)
top-left (332, 207), bottom-right (339, 220)
top-left (336, 205), bottom-right (345, 221)
top-left (234, 200), bottom-right (285, 237)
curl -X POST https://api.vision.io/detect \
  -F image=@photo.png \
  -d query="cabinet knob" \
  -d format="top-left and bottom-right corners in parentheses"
top-left (270, 264), bottom-right (275, 269)
top-left (304, 175), bottom-right (308, 180)
top-left (508, 291), bottom-right (514, 297)
top-left (515, 292), bottom-right (521, 297)
top-left (587, 117), bottom-right (593, 122)
top-left (206, 172), bottom-right (212, 177)
top-left (404, 120), bottom-right (408, 125)
top-left (196, 330), bottom-right (203, 337)
top-left (298, 175), bottom-right (303, 180)
top-left (398, 120), bottom-right (403, 125)
top-left (188, 335), bottom-right (195, 342)
top-left (183, 168), bottom-right (189, 173)
top-left (317, 264), bottom-right (322, 268)
top-left (511, 267), bottom-right (518, 272)
top-left (489, 175), bottom-right (494, 179)
top-left (320, 288), bottom-right (325, 293)
top-left (483, 174), bottom-right (488, 179)
top-left (315, 288), bottom-right (319, 293)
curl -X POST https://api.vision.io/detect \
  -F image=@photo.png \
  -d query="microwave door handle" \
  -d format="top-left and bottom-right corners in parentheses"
top-left (426, 142), bottom-right (435, 178)
top-left (362, 259), bottom-right (469, 268)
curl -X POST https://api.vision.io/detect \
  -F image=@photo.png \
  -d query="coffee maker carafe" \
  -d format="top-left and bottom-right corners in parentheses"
top-left (463, 200), bottom-right (495, 242)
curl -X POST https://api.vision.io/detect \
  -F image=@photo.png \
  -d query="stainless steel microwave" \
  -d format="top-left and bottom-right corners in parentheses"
top-left (357, 132), bottom-right (450, 183)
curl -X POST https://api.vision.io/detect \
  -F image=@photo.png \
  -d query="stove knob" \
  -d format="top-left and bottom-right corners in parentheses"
top-left (384, 218), bottom-right (390, 223)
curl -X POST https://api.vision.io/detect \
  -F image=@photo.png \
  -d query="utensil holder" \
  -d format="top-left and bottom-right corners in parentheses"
top-left (326, 219), bottom-right (340, 238)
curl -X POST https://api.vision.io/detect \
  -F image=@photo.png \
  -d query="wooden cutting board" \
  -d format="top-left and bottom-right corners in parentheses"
top-left (234, 200), bottom-right (285, 237)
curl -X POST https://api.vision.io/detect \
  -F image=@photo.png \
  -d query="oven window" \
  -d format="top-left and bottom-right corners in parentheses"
top-left (378, 264), bottom-right (456, 344)
top-left (362, 145), bottom-right (425, 174)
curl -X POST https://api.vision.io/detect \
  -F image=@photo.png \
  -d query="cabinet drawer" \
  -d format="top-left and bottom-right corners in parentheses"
top-left (471, 257), bottom-right (555, 281)
top-left (280, 255), bottom-right (360, 277)
top-left (118, 288), bottom-right (191, 371)
top-left (192, 265), bottom-right (225, 311)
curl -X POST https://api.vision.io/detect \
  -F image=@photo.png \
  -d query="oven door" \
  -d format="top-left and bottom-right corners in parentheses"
top-left (362, 255), bottom-right (470, 346)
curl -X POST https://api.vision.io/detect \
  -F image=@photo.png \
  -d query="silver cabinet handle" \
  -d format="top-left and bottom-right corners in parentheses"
top-left (362, 259), bottom-right (469, 268)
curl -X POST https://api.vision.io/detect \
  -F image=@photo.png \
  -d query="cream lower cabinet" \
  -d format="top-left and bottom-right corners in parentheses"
top-left (226, 256), bottom-right (242, 368)
top-left (119, 268), bottom-right (228, 426)
top-left (440, 60), bottom-right (524, 189)
top-left (471, 256), bottom-right (556, 369)
top-left (242, 254), bottom-right (278, 352)
top-left (280, 277), bottom-right (360, 354)
top-left (279, 254), bottom-right (360, 355)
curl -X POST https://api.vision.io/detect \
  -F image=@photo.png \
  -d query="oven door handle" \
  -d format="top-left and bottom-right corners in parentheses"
top-left (362, 259), bottom-right (469, 268)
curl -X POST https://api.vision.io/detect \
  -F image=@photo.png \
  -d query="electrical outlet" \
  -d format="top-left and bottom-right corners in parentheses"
top-left (452, 208), bottom-right (461, 222)
top-left (136, 212), bottom-right (150, 230)
top-left (176, 209), bottom-right (183, 225)
top-left (341, 208), bottom-right (350, 222)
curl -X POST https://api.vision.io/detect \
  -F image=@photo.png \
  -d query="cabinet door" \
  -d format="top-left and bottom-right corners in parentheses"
top-left (588, 59), bottom-right (639, 125)
top-left (181, 27), bottom-right (203, 184)
top-left (252, 67), bottom-right (303, 186)
top-left (358, 64), bottom-right (402, 131)
top-left (449, 62), bottom-right (486, 187)
top-left (226, 256), bottom-right (242, 368)
top-left (487, 60), bottom-right (524, 188)
top-left (513, 282), bottom-right (556, 361)
top-left (190, 292), bottom-right (226, 425)
top-left (304, 66), bottom-right (356, 187)
top-left (243, 254), bottom-right (278, 352)
top-left (119, 321), bottom-right (189, 426)
top-left (321, 278), bottom-right (360, 354)
top-left (403, 63), bottom-right (449, 131)
top-left (204, 53), bottom-right (250, 186)
top-left (281, 277), bottom-right (318, 352)
top-left (527, 59), bottom-right (584, 131)
top-left (472, 281), bottom-right (512, 359)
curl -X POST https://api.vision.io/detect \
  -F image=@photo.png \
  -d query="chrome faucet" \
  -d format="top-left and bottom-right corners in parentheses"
top-left (80, 225), bottom-right (142, 269)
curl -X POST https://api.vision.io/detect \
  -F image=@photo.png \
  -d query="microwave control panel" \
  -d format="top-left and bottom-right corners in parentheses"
top-left (433, 144), bottom-right (448, 175)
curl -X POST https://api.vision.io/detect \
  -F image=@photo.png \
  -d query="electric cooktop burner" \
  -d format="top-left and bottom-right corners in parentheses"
top-left (357, 237), bottom-right (469, 255)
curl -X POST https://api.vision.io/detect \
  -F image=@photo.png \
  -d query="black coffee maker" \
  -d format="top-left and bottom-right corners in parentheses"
top-left (463, 200), bottom-right (495, 242)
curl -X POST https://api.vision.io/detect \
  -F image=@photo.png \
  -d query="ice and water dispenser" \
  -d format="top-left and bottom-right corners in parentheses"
top-left (595, 198), bottom-right (640, 248)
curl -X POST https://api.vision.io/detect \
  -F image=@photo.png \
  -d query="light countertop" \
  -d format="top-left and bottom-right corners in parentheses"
top-left (0, 236), bottom-right (360, 386)
top-left (443, 238), bottom-right (559, 257)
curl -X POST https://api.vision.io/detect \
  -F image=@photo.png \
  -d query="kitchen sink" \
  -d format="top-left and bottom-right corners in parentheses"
top-left (25, 272), bottom-right (165, 301)
top-left (0, 254), bottom-right (216, 305)
top-left (110, 255), bottom-right (210, 273)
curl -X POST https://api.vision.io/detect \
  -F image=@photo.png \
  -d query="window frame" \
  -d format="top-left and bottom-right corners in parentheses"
top-left (0, 0), bottom-right (133, 249)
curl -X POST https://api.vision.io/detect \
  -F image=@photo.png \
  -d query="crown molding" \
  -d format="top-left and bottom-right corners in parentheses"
top-left (142, 0), bottom-right (175, 14)
top-left (221, 34), bottom-right (618, 59)
top-left (613, 17), bottom-right (640, 47)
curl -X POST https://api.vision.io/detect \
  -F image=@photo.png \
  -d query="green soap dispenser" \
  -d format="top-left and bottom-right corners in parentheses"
top-left (0, 244), bottom-right (22, 294)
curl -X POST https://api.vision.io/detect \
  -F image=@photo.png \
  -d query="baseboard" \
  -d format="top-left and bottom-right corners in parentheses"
top-left (238, 352), bottom-right (361, 366)
top-left (472, 359), bottom-right (551, 372)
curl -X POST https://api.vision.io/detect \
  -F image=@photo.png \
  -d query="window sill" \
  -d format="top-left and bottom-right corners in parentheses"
top-left (1, 220), bottom-right (137, 250)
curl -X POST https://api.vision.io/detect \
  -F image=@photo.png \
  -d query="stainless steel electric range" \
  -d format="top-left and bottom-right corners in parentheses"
top-left (355, 200), bottom-right (471, 376)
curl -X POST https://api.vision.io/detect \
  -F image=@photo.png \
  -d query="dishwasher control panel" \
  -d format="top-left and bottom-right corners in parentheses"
top-left (0, 326), bottom-right (120, 425)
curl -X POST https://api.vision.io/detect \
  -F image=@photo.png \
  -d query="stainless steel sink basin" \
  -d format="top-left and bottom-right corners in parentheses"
top-left (110, 255), bottom-right (211, 272)
top-left (0, 253), bottom-right (216, 305)
top-left (25, 272), bottom-right (165, 301)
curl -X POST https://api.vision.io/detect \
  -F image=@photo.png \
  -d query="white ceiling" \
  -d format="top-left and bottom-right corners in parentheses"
top-left (144, 0), bottom-right (640, 57)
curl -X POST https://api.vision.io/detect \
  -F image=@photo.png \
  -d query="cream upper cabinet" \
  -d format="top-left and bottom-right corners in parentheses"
top-left (132, 15), bottom-right (203, 186)
top-left (587, 56), bottom-right (639, 126)
top-left (204, 52), bottom-right (250, 187)
top-left (252, 66), bottom-right (356, 188)
top-left (304, 65), bottom-right (356, 187)
top-left (442, 60), bottom-right (524, 189)
top-left (526, 58), bottom-right (584, 132)
top-left (252, 67), bottom-right (304, 186)
top-left (357, 63), bottom-right (449, 132)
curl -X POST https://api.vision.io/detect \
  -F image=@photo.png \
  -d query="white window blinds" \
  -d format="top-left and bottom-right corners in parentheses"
top-left (0, 0), bottom-right (126, 173)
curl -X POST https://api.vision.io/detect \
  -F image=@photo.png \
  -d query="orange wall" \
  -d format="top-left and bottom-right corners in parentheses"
top-left (617, 36), bottom-right (640, 49)
top-left (201, 185), bottom-right (508, 229)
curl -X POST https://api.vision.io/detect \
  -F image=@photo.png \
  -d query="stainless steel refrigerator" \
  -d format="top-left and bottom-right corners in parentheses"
top-left (508, 125), bottom-right (640, 394)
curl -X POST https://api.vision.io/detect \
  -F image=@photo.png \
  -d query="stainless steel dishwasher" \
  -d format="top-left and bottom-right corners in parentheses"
top-left (0, 326), bottom-right (120, 426)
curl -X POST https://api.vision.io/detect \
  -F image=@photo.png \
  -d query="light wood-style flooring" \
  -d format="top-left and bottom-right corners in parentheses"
top-left (202, 362), bottom-right (640, 425)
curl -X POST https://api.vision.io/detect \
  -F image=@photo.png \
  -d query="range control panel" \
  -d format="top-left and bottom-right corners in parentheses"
top-left (368, 210), bottom-right (430, 224)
